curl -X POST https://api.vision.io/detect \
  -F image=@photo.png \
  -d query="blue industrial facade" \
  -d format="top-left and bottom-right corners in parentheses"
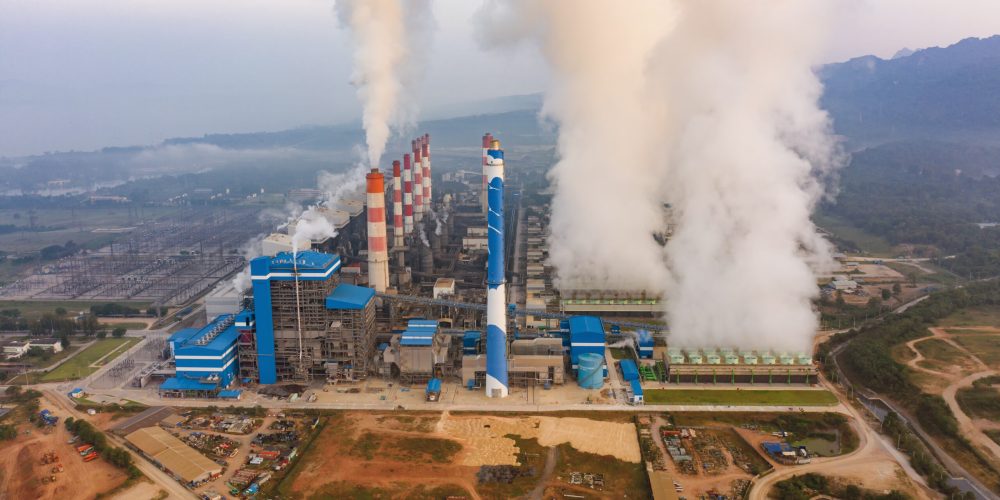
top-left (569, 316), bottom-right (607, 377)
top-left (637, 329), bottom-right (654, 359)
top-left (164, 313), bottom-right (241, 393)
top-left (400, 319), bottom-right (438, 347)
top-left (250, 251), bottom-right (342, 384)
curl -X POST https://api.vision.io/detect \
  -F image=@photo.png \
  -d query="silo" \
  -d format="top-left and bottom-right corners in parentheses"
top-left (761, 352), bottom-right (776, 365)
top-left (578, 353), bottom-right (605, 389)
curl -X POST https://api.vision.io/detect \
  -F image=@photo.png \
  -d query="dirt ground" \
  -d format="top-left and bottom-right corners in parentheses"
top-left (441, 413), bottom-right (641, 466)
top-left (109, 479), bottom-right (165, 500)
top-left (288, 411), bottom-right (644, 500)
top-left (290, 412), bottom-right (481, 499)
top-left (0, 395), bottom-right (127, 500)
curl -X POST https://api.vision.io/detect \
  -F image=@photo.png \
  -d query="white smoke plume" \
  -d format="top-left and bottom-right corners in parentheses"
top-left (656, 1), bottom-right (843, 353)
top-left (335, 0), bottom-right (434, 168)
top-left (231, 233), bottom-right (267, 292)
top-left (482, 0), bottom-right (843, 353)
top-left (478, 0), bottom-right (674, 293)
top-left (289, 163), bottom-right (368, 254)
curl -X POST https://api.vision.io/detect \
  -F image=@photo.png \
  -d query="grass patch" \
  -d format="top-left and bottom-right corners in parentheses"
top-left (348, 431), bottom-right (382, 460)
top-left (556, 442), bottom-right (650, 499)
top-left (0, 300), bottom-right (150, 321)
top-left (952, 335), bottom-right (1000, 367)
top-left (956, 386), bottom-right (1000, 422)
top-left (913, 338), bottom-right (969, 370)
top-left (307, 481), bottom-right (469, 500)
top-left (939, 305), bottom-right (1000, 327)
top-left (609, 347), bottom-right (632, 360)
top-left (99, 322), bottom-right (148, 330)
top-left (813, 213), bottom-right (894, 256)
top-left (39, 337), bottom-right (140, 381)
top-left (643, 389), bottom-right (838, 406)
top-left (391, 436), bottom-right (461, 463)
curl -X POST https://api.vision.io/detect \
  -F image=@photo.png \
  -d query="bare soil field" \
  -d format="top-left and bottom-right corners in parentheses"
top-left (282, 411), bottom-right (647, 500)
top-left (0, 402), bottom-right (127, 499)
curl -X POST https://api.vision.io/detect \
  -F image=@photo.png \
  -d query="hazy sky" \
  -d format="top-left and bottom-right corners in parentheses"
top-left (2, 0), bottom-right (1000, 157)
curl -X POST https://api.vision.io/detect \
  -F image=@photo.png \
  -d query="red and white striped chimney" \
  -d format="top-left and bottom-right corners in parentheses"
top-left (366, 168), bottom-right (389, 293)
top-left (413, 146), bottom-right (424, 224)
top-left (402, 153), bottom-right (414, 235)
top-left (421, 134), bottom-right (431, 210)
top-left (392, 160), bottom-right (403, 249)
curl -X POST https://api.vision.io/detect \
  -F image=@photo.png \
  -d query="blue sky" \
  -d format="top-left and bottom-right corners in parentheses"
top-left (2, 0), bottom-right (1000, 156)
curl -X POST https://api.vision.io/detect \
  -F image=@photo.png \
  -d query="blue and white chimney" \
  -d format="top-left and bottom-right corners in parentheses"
top-left (485, 138), bottom-right (509, 398)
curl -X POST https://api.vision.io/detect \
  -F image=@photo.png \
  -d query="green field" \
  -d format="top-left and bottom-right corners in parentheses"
top-left (953, 335), bottom-right (1000, 367)
top-left (643, 389), bottom-right (839, 406)
top-left (813, 213), bottom-right (894, 256)
top-left (914, 338), bottom-right (969, 371)
top-left (0, 300), bottom-right (151, 321)
top-left (40, 337), bottom-right (141, 382)
top-left (939, 305), bottom-right (1000, 327)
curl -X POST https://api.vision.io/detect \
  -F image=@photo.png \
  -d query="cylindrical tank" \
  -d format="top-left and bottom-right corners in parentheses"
top-left (578, 352), bottom-right (605, 389)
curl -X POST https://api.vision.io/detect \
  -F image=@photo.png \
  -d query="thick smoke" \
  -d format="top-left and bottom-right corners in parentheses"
top-left (478, 0), bottom-right (674, 293)
top-left (656, 1), bottom-right (842, 353)
top-left (335, 0), bottom-right (434, 168)
top-left (290, 163), bottom-right (368, 253)
top-left (482, 1), bottom-right (843, 353)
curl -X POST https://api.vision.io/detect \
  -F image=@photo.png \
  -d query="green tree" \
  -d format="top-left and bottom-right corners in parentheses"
top-left (881, 288), bottom-right (892, 300)
top-left (112, 327), bottom-right (127, 338)
top-left (97, 331), bottom-right (107, 339)
top-left (55, 307), bottom-right (67, 316)
top-left (892, 283), bottom-right (902, 295)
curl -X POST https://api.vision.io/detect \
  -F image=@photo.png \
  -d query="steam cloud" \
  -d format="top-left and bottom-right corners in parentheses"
top-left (335, 0), bottom-right (434, 168)
top-left (482, 1), bottom-right (843, 353)
top-left (479, 0), bottom-right (673, 293)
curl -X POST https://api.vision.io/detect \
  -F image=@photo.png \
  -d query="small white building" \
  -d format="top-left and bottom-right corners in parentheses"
top-left (432, 278), bottom-right (456, 299)
top-left (261, 232), bottom-right (295, 256)
top-left (31, 338), bottom-right (64, 353)
top-left (2, 340), bottom-right (30, 359)
top-left (462, 237), bottom-right (488, 251)
top-left (830, 277), bottom-right (859, 291)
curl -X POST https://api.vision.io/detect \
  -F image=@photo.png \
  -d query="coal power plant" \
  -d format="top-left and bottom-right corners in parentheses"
top-left (150, 133), bottom-right (817, 402)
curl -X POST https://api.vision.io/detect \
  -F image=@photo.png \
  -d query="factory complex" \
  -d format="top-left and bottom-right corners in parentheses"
top-left (150, 134), bottom-right (817, 403)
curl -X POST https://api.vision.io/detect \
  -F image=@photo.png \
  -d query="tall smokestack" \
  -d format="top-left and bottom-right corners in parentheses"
top-left (413, 147), bottom-right (424, 224)
top-left (481, 133), bottom-right (492, 214)
top-left (392, 160), bottom-right (404, 249)
top-left (403, 153), bottom-right (414, 235)
top-left (421, 134), bottom-right (432, 209)
top-left (485, 138), bottom-right (509, 398)
top-left (366, 168), bottom-right (389, 293)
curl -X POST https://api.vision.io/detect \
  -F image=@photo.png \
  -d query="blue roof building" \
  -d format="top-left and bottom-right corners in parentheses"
top-left (400, 319), bottom-right (438, 347)
top-left (162, 314), bottom-right (241, 395)
top-left (620, 359), bottom-right (640, 382)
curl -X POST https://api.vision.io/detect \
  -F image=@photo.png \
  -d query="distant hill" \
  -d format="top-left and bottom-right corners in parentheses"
top-left (819, 35), bottom-right (1000, 147)
top-left (164, 109), bottom-right (553, 151)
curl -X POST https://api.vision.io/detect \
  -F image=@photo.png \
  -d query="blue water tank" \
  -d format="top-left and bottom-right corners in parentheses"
top-left (578, 352), bottom-right (605, 389)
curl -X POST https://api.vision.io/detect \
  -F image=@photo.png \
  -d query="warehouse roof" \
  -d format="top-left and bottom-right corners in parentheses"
top-left (400, 319), bottom-right (437, 347)
top-left (569, 316), bottom-right (605, 341)
top-left (112, 406), bottom-right (176, 435)
top-left (125, 426), bottom-right (222, 483)
top-left (160, 377), bottom-right (218, 392)
top-left (325, 283), bottom-right (375, 310)
top-left (169, 328), bottom-right (199, 345)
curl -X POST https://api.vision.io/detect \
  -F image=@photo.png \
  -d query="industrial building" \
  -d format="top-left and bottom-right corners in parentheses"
top-left (246, 251), bottom-right (376, 384)
top-left (147, 131), bottom-right (814, 401)
top-left (161, 313), bottom-right (242, 397)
